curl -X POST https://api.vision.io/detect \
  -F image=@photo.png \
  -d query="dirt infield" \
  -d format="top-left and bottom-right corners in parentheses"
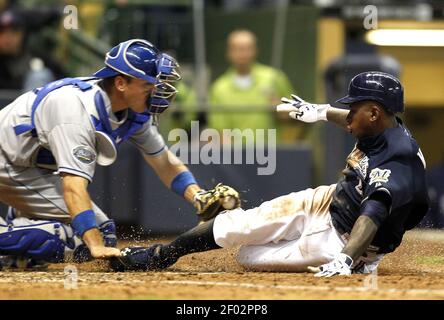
top-left (0, 229), bottom-right (444, 300)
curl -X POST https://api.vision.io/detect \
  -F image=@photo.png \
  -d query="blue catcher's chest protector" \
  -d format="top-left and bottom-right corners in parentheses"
top-left (13, 77), bottom-right (151, 165)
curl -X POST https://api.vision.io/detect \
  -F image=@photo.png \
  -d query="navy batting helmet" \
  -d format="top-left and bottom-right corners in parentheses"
top-left (336, 71), bottom-right (404, 113)
top-left (94, 39), bottom-right (181, 114)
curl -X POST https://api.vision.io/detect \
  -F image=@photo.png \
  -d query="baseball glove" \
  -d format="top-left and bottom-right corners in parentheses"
top-left (194, 183), bottom-right (241, 222)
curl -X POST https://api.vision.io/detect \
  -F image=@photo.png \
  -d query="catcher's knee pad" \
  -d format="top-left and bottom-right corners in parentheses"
top-left (99, 219), bottom-right (117, 247)
top-left (0, 218), bottom-right (74, 263)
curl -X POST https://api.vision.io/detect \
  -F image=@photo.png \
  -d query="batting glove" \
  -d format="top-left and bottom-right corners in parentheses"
top-left (276, 94), bottom-right (330, 123)
top-left (307, 253), bottom-right (353, 277)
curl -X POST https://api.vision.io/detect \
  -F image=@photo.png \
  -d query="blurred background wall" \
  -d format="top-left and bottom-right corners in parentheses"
top-left (1, 0), bottom-right (443, 233)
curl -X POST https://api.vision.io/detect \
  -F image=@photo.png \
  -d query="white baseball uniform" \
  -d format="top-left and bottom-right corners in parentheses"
top-left (213, 184), bottom-right (384, 273)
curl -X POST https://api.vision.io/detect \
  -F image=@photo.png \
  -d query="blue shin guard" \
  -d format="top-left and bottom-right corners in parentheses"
top-left (0, 212), bottom-right (118, 263)
top-left (0, 219), bottom-right (69, 263)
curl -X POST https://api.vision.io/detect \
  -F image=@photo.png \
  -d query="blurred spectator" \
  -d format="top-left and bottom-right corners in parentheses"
top-left (0, 10), bottom-right (55, 91)
top-left (0, 0), bottom-right (7, 11)
top-left (419, 161), bottom-right (444, 228)
top-left (208, 0), bottom-right (276, 11)
top-left (208, 29), bottom-right (294, 143)
top-left (170, 80), bottom-right (198, 133)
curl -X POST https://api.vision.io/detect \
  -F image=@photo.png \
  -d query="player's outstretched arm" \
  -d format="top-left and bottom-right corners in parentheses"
top-left (326, 107), bottom-right (349, 129)
top-left (143, 150), bottom-right (201, 203)
top-left (144, 150), bottom-right (241, 222)
top-left (276, 94), bottom-right (349, 129)
top-left (61, 174), bottom-right (121, 259)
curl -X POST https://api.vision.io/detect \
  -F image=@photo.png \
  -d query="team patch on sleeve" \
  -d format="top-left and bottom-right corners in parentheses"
top-left (369, 168), bottom-right (391, 187)
top-left (72, 145), bottom-right (96, 165)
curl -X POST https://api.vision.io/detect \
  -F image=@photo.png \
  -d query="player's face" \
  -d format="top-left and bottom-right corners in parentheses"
top-left (123, 78), bottom-right (155, 113)
top-left (0, 27), bottom-right (24, 56)
top-left (346, 101), bottom-right (375, 139)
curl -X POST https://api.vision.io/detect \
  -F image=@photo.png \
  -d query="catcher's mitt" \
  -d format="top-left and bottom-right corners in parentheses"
top-left (194, 183), bottom-right (241, 222)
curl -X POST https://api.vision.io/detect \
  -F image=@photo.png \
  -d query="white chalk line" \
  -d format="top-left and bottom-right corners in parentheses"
top-left (163, 271), bottom-right (229, 275)
top-left (0, 275), bottom-right (444, 296)
top-left (155, 279), bottom-right (444, 296)
top-left (0, 277), bottom-right (144, 284)
top-left (0, 271), bottom-right (227, 285)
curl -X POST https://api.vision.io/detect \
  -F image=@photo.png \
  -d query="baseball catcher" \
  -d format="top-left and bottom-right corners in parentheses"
top-left (110, 71), bottom-right (430, 277)
top-left (0, 38), bottom-right (240, 268)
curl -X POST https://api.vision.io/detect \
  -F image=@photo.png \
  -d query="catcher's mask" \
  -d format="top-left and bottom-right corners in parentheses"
top-left (93, 39), bottom-right (181, 116)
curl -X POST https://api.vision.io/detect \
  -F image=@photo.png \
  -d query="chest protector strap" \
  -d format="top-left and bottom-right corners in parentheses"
top-left (13, 78), bottom-right (93, 136)
top-left (91, 91), bottom-right (151, 146)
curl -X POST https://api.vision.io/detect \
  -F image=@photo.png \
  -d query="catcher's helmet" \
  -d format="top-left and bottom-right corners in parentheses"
top-left (336, 71), bottom-right (404, 113)
top-left (94, 39), bottom-right (181, 114)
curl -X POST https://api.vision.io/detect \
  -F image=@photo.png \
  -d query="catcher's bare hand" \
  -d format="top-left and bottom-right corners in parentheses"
top-left (194, 183), bottom-right (241, 222)
top-left (90, 246), bottom-right (122, 259)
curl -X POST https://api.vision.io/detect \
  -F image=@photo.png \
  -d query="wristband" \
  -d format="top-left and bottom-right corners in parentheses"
top-left (72, 209), bottom-right (98, 237)
top-left (171, 171), bottom-right (197, 196)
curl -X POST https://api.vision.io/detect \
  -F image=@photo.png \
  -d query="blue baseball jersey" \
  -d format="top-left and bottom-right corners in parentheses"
top-left (330, 118), bottom-right (430, 254)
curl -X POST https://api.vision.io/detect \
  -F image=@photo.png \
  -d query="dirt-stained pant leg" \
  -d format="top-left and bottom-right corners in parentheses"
top-left (213, 184), bottom-right (345, 271)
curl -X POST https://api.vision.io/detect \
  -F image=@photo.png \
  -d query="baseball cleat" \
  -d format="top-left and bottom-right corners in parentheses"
top-left (109, 245), bottom-right (177, 272)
